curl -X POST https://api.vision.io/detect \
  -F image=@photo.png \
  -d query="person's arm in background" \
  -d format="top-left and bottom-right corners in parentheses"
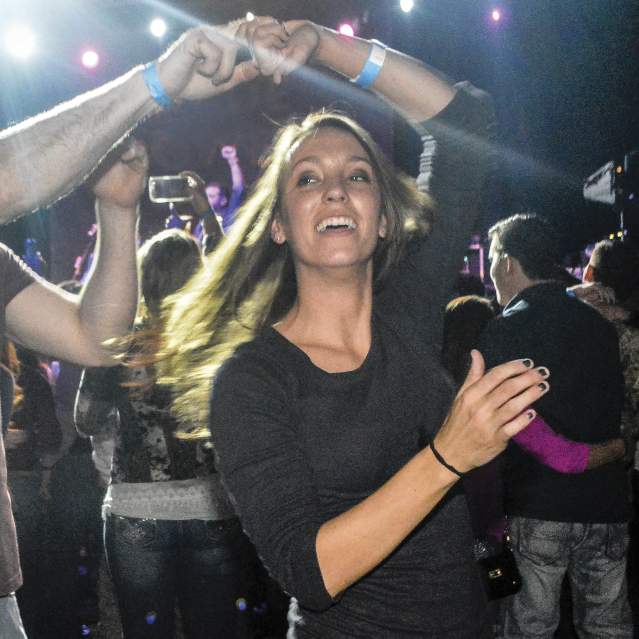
top-left (0, 22), bottom-right (258, 223)
top-left (5, 142), bottom-right (146, 366)
top-left (514, 415), bottom-right (626, 473)
top-left (221, 145), bottom-right (244, 217)
top-left (180, 171), bottom-right (225, 255)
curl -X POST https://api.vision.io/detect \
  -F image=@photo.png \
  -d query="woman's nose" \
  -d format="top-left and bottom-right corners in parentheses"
top-left (323, 178), bottom-right (348, 202)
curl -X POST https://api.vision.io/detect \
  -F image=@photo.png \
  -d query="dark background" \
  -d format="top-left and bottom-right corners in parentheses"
top-left (2, 0), bottom-right (639, 282)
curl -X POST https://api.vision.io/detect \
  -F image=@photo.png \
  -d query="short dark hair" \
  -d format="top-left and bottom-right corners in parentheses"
top-left (488, 213), bottom-right (561, 280)
top-left (589, 239), bottom-right (639, 302)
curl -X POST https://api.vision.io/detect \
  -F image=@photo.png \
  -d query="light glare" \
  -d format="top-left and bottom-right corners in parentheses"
top-left (246, 12), bottom-right (255, 22)
top-left (82, 50), bottom-right (99, 69)
top-left (150, 18), bottom-right (167, 38)
top-left (338, 23), bottom-right (355, 37)
top-left (491, 9), bottom-right (502, 22)
top-left (400, 0), bottom-right (415, 13)
top-left (5, 25), bottom-right (36, 59)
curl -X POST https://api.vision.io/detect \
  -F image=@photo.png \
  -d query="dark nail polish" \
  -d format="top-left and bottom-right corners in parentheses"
top-left (522, 359), bottom-right (533, 368)
top-left (526, 410), bottom-right (535, 420)
top-left (537, 367), bottom-right (550, 378)
top-left (538, 382), bottom-right (549, 391)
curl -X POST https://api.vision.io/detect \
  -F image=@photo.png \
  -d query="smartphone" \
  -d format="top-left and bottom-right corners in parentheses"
top-left (148, 176), bottom-right (193, 203)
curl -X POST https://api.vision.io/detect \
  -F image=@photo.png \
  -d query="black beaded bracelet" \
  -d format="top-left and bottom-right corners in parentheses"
top-left (429, 440), bottom-right (465, 478)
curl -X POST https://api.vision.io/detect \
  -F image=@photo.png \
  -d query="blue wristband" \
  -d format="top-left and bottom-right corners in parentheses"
top-left (143, 62), bottom-right (174, 109)
top-left (352, 42), bottom-right (387, 89)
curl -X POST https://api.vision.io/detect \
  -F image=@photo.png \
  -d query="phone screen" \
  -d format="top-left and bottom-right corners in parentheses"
top-left (148, 176), bottom-right (193, 203)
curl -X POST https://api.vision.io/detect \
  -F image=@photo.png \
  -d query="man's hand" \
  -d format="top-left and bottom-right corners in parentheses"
top-left (92, 140), bottom-right (148, 213)
top-left (157, 22), bottom-right (259, 101)
top-left (569, 282), bottom-right (616, 306)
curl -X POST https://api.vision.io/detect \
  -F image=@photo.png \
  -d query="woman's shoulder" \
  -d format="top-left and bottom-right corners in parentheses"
top-left (215, 328), bottom-right (301, 395)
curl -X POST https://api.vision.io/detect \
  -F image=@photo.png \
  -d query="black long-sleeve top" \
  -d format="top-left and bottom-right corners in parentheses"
top-left (211, 85), bottom-right (496, 638)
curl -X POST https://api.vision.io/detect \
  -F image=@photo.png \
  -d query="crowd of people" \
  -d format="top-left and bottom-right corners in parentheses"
top-left (0, 14), bottom-right (637, 639)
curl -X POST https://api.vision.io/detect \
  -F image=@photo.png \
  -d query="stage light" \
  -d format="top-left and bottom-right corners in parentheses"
top-left (150, 18), bottom-right (167, 38)
top-left (246, 12), bottom-right (255, 22)
top-left (5, 25), bottom-right (36, 59)
top-left (491, 9), bottom-right (502, 22)
top-left (400, 0), bottom-right (415, 13)
top-left (81, 50), bottom-right (99, 69)
top-left (338, 23), bottom-right (355, 37)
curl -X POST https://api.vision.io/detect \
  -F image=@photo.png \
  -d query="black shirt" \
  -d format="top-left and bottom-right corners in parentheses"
top-left (211, 85), bottom-right (496, 638)
top-left (480, 282), bottom-right (629, 523)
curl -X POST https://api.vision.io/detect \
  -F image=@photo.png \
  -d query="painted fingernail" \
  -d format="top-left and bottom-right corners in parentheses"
top-left (538, 382), bottom-right (549, 391)
top-left (536, 367), bottom-right (550, 378)
top-left (526, 410), bottom-right (536, 420)
top-left (522, 359), bottom-right (533, 368)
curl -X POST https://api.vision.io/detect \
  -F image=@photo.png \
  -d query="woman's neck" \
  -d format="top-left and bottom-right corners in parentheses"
top-left (275, 265), bottom-right (374, 372)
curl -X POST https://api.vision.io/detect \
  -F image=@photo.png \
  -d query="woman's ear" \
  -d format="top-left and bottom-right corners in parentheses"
top-left (271, 217), bottom-right (286, 244)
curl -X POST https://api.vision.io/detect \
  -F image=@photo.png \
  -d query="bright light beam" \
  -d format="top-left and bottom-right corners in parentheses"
top-left (5, 25), bottom-right (36, 59)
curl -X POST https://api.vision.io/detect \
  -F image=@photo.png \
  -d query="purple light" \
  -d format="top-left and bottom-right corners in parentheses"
top-left (81, 50), bottom-right (99, 69)
top-left (491, 9), bottom-right (502, 22)
top-left (338, 23), bottom-right (355, 37)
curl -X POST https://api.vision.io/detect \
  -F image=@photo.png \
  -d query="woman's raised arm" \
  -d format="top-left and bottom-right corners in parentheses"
top-left (245, 19), bottom-right (455, 121)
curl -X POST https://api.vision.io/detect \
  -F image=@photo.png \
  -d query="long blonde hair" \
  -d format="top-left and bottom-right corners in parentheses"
top-left (159, 110), bottom-right (433, 434)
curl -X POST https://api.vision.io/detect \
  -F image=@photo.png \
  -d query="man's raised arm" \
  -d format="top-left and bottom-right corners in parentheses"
top-left (0, 22), bottom-right (258, 222)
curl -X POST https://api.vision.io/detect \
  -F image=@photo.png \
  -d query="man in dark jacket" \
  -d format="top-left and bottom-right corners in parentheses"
top-left (480, 214), bottom-right (632, 639)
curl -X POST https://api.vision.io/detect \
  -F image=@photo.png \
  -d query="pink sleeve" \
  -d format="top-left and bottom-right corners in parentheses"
top-left (513, 416), bottom-right (589, 473)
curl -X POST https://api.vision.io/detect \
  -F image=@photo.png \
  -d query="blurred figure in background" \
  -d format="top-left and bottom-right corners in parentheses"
top-left (205, 145), bottom-right (245, 231)
top-left (75, 229), bottom-right (252, 639)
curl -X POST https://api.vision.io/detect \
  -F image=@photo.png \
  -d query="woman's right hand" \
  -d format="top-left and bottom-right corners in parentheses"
top-left (434, 350), bottom-right (550, 474)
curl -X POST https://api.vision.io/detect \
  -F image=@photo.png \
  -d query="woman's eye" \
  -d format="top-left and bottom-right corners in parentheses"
top-left (350, 172), bottom-right (371, 183)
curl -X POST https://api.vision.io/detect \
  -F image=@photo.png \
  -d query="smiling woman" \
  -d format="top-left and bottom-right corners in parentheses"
top-left (158, 17), bottom-right (545, 639)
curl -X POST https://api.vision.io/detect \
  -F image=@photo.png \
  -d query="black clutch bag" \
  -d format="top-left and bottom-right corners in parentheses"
top-left (476, 535), bottom-right (522, 601)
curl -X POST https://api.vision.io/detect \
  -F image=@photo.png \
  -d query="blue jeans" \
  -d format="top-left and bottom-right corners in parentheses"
top-left (499, 517), bottom-right (633, 639)
top-left (104, 514), bottom-right (252, 639)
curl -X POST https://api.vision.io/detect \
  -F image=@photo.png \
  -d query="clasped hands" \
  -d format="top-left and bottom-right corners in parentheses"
top-left (156, 17), bottom-right (319, 103)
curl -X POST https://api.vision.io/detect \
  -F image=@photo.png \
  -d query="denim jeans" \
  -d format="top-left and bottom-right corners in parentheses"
top-left (0, 594), bottom-right (28, 639)
top-left (499, 517), bottom-right (633, 639)
top-left (104, 514), bottom-right (252, 639)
